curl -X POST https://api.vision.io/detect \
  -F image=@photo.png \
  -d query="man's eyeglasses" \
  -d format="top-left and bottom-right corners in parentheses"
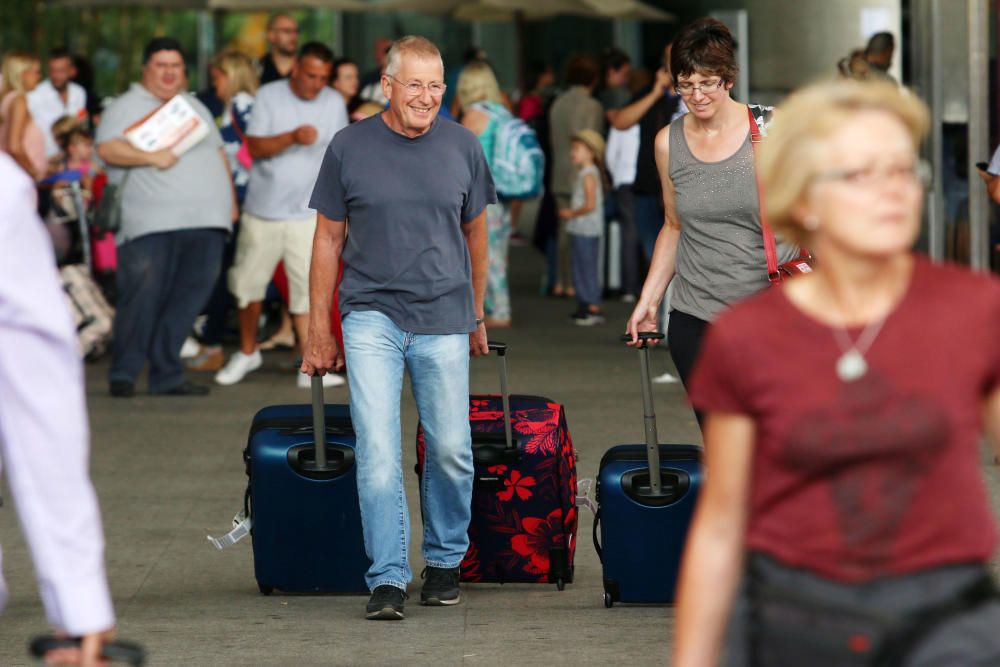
top-left (676, 79), bottom-right (724, 96)
top-left (386, 75), bottom-right (446, 97)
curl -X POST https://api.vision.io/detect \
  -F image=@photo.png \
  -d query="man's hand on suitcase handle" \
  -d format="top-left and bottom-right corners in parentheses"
top-left (620, 332), bottom-right (666, 349)
top-left (469, 324), bottom-right (489, 358)
top-left (300, 330), bottom-right (344, 376)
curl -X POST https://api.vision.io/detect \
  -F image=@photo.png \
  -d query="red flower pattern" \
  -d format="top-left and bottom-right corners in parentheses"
top-left (460, 543), bottom-right (482, 581)
top-left (511, 508), bottom-right (565, 574)
top-left (497, 469), bottom-right (536, 501)
top-left (417, 395), bottom-right (576, 583)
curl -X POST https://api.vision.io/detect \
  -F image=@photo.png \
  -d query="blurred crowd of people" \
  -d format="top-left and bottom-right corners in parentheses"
top-left (3, 15), bottom-right (900, 395)
top-left (0, 13), bottom-right (688, 398)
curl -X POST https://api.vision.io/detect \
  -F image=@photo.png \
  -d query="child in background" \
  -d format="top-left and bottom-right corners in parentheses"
top-left (559, 129), bottom-right (606, 326)
top-left (52, 115), bottom-right (102, 193)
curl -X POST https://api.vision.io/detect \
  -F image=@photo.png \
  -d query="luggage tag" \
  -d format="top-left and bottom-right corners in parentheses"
top-left (575, 478), bottom-right (597, 515)
top-left (207, 510), bottom-right (252, 550)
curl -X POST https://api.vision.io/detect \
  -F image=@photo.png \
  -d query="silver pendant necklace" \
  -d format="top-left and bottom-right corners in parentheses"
top-left (831, 317), bottom-right (887, 383)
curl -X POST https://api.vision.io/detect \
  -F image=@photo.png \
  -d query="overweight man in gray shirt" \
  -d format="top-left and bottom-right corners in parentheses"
top-left (302, 36), bottom-right (495, 621)
top-left (97, 37), bottom-right (236, 397)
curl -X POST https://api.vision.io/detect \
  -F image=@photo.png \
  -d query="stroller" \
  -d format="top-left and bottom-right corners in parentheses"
top-left (40, 170), bottom-right (116, 360)
top-left (42, 170), bottom-right (116, 275)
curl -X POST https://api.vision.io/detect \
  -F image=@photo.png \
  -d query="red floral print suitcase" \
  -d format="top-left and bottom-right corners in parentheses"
top-left (416, 343), bottom-right (577, 589)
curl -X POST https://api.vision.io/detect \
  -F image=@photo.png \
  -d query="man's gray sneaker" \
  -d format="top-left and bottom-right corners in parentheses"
top-left (420, 566), bottom-right (461, 606)
top-left (366, 585), bottom-right (407, 620)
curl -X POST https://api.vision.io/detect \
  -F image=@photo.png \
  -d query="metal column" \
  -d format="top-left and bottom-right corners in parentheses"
top-left (711, 10), bottom-right (748, 104)
top-left (917, 0), bottom-right (947, 261)
top-left (613, 19), bottom-right (642, 69)
top-left (197, 10), bottom-right (215, 91)
top-left (968, 0), bottom-right (990, 271)
top-left (333, 11), bottom-right (344, 56)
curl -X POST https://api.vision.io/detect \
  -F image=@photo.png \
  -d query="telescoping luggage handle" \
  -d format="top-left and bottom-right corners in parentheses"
top-left (488, 341), bottom-right (514, 453)
top-left (620, 332), bottom-right (665, 494)
top-left (310, 375), bottom-right (330, 469)
top-left (294, 375), bottom-right (358, 480)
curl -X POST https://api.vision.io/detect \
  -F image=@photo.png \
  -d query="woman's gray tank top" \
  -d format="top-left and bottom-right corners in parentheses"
top-left (668, 112), bottom-right (798, 322)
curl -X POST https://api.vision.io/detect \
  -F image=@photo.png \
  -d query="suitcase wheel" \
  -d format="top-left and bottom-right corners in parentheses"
top-left (603, 592), bottom-right (613, 608)
top-left (258, 583), bottom-right (274, 596)
top-left (556, 577), bottom-right (565, 591)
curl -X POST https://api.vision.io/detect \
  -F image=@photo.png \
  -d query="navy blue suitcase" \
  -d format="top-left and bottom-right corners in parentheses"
top-left (594, 333), bottom-right (703, 606)
top-left (243, 376), bottom-right (369, 594)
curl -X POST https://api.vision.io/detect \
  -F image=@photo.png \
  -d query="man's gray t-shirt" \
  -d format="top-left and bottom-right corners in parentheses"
top-left (245, 80), bottom-right (348, 221)
top-left (309, 114), bottom-right (496, 335)
top-left (96, 83), bottom-right (231, 243)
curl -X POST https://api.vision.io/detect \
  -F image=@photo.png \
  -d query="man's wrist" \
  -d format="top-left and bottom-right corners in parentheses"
top-left (475, 316), bottom-right (485, 326)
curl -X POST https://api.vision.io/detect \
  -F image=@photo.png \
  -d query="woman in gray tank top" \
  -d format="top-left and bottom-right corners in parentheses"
top-left (624, 18), bottom-right (797, 422)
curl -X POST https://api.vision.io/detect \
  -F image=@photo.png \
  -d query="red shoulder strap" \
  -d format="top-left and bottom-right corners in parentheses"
top-left (229, 102), bottom-right (248, 144)
top-left (747, 106), bottom-right (781, 283)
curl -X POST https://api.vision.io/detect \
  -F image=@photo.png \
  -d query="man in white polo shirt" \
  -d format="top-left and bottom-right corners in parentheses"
top-left (27, 47), bottom-right (88, 159)
top-left (217, 41), bottom-right (348, 389)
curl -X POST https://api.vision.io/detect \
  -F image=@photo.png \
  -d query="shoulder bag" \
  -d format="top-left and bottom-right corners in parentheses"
top-left (746, 554), bottom-right (1000, 666)
top-left (747, 106), bottom-right (814, 284)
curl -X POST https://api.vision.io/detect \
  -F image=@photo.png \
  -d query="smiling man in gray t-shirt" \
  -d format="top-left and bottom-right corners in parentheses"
top-left (302, 36), bottom-right (495, 621)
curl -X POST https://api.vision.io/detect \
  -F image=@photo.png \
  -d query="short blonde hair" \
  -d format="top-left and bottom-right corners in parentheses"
top-left (456, 61), bottom-right (502, 111)
top-left (758, 80), bottom-right (930, 247)
top-left (384, 36), bottom-right (443, 79)
top-left (210, 50), bottom-right (259, 100)
top-left (0, 51), bottom-right (39, 98)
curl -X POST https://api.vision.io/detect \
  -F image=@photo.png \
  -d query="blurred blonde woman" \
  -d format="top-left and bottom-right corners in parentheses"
top-left (209, 49), bottom-right (258, 201)
top-left (190, 50), bottom-right (259, 372)
top-left (674, 80), bottom-right (1000, 666)
top-left (0, 51), bottom-right (47, 180)
top-left (456, 61), bottom-right (512, 328)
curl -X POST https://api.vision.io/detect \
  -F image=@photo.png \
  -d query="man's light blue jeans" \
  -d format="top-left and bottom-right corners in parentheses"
top-left (342, 309), bottom-right (473, 592)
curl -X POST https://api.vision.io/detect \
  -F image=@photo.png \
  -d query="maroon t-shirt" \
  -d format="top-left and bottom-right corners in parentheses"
top-left (688, 255), bottom-right (1000, 582)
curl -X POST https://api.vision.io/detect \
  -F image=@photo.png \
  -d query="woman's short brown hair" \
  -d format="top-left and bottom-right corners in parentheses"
top-left (758, 79), bottom-right (930, 247)
top-left (670, 18), bottom-right (738, 84)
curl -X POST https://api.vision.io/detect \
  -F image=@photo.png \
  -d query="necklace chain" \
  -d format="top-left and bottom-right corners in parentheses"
top-left (830, 313), bottom-right (888, 383)
top-left (815, 261), bottom-right (911, 382)
top-left (831, 316), bottom-right (887, 359)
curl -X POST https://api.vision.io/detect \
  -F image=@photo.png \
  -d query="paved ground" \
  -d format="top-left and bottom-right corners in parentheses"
top-left (1, 243), bottom-right (998, 666)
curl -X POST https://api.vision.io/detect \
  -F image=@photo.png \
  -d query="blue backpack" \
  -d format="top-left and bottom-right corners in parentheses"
top-left (476, 102), bottom-right (544, 199)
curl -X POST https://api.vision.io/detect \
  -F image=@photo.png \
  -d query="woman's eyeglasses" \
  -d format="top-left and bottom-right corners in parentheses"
top-left (675, 79), bottom-right (724, 96)
top-left (814, 161), bottom-right (930, 188)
